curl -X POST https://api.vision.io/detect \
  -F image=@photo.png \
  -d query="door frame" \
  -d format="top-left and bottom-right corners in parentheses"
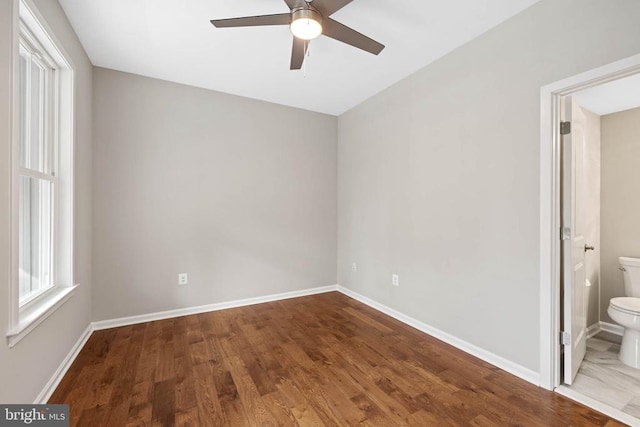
top-left (539, 53), bottom-right (640, 391)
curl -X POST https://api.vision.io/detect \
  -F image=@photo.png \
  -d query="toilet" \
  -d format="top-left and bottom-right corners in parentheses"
top-left (608, 256), bottom-right (640, 368)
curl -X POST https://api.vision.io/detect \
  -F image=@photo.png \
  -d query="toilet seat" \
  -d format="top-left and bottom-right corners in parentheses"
top-left (610, 297), bottom-right (640, 315)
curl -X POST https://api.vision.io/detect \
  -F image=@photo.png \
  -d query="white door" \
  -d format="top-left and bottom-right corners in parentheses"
top-left (562, 96), bottom-right (588, 385)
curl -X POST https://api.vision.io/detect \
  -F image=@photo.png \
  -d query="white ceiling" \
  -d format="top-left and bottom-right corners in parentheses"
top-left (572, 73), bottom-right (640, 116)
top-left (58, 0), bottom-right (540, 115)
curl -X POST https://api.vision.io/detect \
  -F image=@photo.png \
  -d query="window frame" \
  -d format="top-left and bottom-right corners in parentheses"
top-left (7, 0), bottom-right (77, 348)
top-left (17, 23), bottom-right (59, 307)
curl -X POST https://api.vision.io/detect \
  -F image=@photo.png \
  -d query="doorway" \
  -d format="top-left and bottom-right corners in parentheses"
top-left (539, 53), bottom-right (640, 424)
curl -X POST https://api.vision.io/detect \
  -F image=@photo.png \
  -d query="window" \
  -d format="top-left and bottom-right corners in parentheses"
top-left (18, 26), bottom-right (57, 305)
top-left (8, 0), bottom-right (76, 347)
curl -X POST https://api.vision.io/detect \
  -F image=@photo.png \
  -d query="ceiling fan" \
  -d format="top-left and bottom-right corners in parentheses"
top-left (210, 0), bottom-right (385, 70)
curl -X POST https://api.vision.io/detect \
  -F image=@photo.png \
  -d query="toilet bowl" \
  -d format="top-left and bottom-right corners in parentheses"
top-left (609, 257), bottom-right (640, 368)
top-left (608, 297), bottom-right (640, 368)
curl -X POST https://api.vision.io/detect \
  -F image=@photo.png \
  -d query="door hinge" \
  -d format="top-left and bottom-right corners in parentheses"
top-left (561, 227), bottom-right (571, 241)
top-left (561, 331), bottom-right (571, 346)
top-left (560, 121), bottom-right (571, 135)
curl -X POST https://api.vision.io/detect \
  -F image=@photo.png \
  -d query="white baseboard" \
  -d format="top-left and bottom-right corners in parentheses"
top-left (555, 385), bottom-right (639, 426)
top-left (34, 324), bottom-right (93, 404)
top-left (600, 321), bottom-right (624, 337)
top-left (587, 322), bottom-right (601, 339)
top-left (92, 285), bottom-right (339, 330)
top-left (335, 286), bottom-right (540, 386)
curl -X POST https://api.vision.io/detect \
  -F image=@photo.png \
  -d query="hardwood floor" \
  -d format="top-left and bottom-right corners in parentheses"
top-left (50, 292), bottom-right (622, 426)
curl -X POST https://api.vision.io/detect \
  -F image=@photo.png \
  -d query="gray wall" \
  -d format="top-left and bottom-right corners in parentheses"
top-left (0, 0), bottom-right (93, 403)
top-left (337, 0), bottom-right (640, 372)
top-left (92, 68), bottom-right (337, 321)
top-left (580, 105), bottom-right (601, 328)
top-left (601, 107), bottom-right (640, 323)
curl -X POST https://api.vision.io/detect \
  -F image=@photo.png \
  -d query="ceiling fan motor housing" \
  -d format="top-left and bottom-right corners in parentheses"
top-left (290, 7), bottom-right (323, 40)
top-left (292, 6), bottom-right (322, 24)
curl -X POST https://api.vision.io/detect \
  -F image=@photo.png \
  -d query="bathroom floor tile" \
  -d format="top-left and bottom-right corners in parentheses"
top-left (569, 337), bottom-right (640, 421)
top-left (623, 396), bottom-right (640, 418)
top-left (587, 337), bottom-right (614, 352)
top-left (571, 371), bottom-right (633, 409)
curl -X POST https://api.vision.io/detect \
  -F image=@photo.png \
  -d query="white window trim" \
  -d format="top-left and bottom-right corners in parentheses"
top-left (7, 0), bottom-right (77, 348)
top-left (7, 286), bottom-right (77, 346)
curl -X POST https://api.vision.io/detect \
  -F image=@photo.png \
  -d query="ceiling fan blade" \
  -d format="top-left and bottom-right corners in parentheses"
top-left (283, 0), bottom-right (301, 10)
top-left (322, 18), bottom-right (384, 55)
top-left (210, 13), bottom-right (290, 28)
top-left (313, 0), bottom-right (354, 16)
top-left (290, 37), bottom-right (309, 70)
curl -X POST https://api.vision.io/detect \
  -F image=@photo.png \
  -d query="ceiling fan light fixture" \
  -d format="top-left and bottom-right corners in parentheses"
top-left (290, 8), bottom-right (322, 40)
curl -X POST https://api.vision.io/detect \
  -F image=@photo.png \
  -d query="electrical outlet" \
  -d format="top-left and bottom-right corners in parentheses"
top-left (178, 273), bottom-right (188, 286)
top-left (351, 262), bottom-right (357, 272)
top-left (392, 274), bottom-right (399, 286)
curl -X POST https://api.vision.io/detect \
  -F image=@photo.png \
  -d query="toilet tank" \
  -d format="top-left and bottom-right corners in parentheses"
top-left (620, 257), bottom-right (640, 297)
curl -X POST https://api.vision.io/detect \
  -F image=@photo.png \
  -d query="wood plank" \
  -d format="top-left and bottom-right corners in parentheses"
top-left (151, 378), bottom-right (175, 426)
top-left (191, 361), bottom-right (226, 426)
top-left (225, 355), bottom-right (279, 426)
top-left (126, 381), bottom-right (153, 426)
top-left (101, 324), bottom-right (146, 426)
top-left (175, 406), bottom-right (200, 427)
top-left (260, 391), bottom-right (300, 426)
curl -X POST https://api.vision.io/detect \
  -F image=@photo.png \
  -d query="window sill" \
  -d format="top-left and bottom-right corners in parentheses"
top-left (6, 284), bottom-right (79, 348)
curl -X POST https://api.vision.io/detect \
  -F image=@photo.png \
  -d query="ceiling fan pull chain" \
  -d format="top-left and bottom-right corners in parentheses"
top-left (303, 40), bottom-right (308, 77)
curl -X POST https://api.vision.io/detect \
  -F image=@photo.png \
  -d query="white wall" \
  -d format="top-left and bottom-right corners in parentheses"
top-left (601, 106), bottom-right (640, 323)
top-left (92, 68), bottom-right (337, 321)
top-left (0, 0), bottom-right (93, 403)
top-left (338, 0), bottom-right (640, 372)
